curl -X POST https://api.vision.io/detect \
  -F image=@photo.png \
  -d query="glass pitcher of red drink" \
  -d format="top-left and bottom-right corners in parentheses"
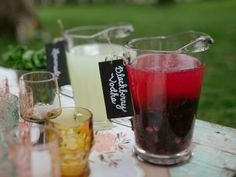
top-left (125, 31), bottom-right (213, 165)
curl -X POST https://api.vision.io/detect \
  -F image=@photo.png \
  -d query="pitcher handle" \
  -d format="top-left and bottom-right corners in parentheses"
top-left (176, 31), bottom-right (214, 53)
top-left (97, 23), bottom-right (134, 39)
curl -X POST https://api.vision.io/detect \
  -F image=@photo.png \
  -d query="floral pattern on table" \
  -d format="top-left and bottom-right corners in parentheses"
top-left (89, 124), bottom-right (144, 177)
top-left (92, 131), bottom-right (131, 167)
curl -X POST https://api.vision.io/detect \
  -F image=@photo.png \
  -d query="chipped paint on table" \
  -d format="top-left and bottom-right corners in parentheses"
top-left (169, 120), bottom-right (236, 177)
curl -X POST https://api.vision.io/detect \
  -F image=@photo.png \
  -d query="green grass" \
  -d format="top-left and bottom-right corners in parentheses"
top-left (1, 0), bottom-right (236, 127)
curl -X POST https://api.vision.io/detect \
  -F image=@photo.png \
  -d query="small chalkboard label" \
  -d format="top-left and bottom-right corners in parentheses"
top-left (99, 59), bottom-right (134, 119)
top-left (45, 40), bottom-right (70, 86)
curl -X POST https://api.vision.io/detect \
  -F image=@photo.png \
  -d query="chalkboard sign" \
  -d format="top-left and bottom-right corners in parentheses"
top-left (99, 59), bottom-right (134, 119)
top-left (45, 40), bottom-right (70, 87)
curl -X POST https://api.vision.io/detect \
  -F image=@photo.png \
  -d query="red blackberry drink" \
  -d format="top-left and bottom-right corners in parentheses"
top-left (126, 32), bottom-right (213, 165)
top-left (128, 54), bottom-right (203, 162)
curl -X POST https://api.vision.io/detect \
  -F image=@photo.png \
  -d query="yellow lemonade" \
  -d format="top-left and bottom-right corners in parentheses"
top-left (66, 44), bottom-right (125, 130)
top-left (49, 107), bottom-right (93, 177)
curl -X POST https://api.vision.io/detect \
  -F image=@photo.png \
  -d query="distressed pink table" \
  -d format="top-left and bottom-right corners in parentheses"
top-left (2, 66), bottom-right (236, 177)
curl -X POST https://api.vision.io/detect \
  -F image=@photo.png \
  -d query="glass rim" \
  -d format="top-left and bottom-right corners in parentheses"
top-left (64, 25), bottom-right (108, 38)
top-left (20, 71), bottom-right (57, 83)
top-left (0, 74), bottom-right (8, 78)
top-left (6, 124), bottom-right (60, 149)
top-left (0, 144), bottom-right (5, 160)
top-left (64, 23), bottom-right (134, 39)
top-left (60, 106), bottom-right (93, 115)
top-left (0, 93), bottom-right (18, 100)
top-left (125, 30), bottom-right (214, 54)
top-left (48, 106), bottom-right (93, 126)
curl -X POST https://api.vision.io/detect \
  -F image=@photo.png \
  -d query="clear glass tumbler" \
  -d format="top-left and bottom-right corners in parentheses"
top-left (0, 143), bottom-right (16, 177)
top-left (6, 124), bottom-right (61, 177)
top-left (0, 75), bottom-right (9, 96)
top-left (19, 71), bottom-right (61, 123)
top-left (0, 94), bottom-right (19, 132)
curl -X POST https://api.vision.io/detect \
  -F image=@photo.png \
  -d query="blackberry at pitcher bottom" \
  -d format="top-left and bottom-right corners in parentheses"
top-left (127, 54), bottom-right (204, 156)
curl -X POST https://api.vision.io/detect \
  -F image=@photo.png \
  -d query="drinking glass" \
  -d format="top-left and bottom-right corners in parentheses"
top-left (0, 143), bottom-right (16, 177)
top-left (125, 31), bottom-right (213, 165)
top-left (6, 124), bottom-right (61, 177)
top-left (0, 94), bottom-right (19, 133)
top-left (49, 107), bottom-right (94, 177)
top-left (0, 75), bottom-right (19, 156)
top-left (0, 75), bottom-right (19, 145)
top-left (0, 75), bottom-right (9, 96)
top-left (64, 24), bottom-right (133, 130)
top-left (19, 71), bottom-right (62, 123)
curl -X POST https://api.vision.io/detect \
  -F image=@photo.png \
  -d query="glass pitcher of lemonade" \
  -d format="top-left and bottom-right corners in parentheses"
top-left (125, 31), bottom-right (213, 165)
top-left (64, 24), bottom-right (134, 130)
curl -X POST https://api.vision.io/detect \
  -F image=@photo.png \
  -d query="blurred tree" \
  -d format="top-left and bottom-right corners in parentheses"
top-left (158, 0), bottom-right (175, 4)
top-left (0, 0), bottom-right (42, 43)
